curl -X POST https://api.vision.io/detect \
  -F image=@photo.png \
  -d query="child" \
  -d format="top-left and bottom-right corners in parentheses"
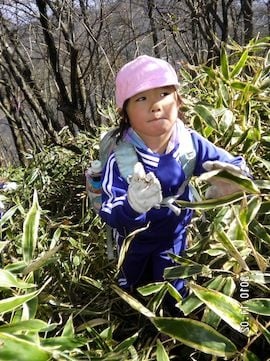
top-left (99, 55), bottom-right (248, 314)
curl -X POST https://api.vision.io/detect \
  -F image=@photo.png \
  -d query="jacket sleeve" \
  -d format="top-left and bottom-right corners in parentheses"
top-left (190, 130), bottom-right (250, 176)
top-left (99, 153), bottom-right (147, 233)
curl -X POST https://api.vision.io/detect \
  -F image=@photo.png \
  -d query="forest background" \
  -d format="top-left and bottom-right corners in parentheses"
top-left (0, 0), bottom-right (269, 165)
top-left (0, 1), bottom-right (270, 361)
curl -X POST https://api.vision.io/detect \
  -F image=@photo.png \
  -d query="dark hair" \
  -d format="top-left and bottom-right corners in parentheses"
top-left (112, 99), bottom-right (130, 143)
top-left (113, 92), bottom-right (186, 142)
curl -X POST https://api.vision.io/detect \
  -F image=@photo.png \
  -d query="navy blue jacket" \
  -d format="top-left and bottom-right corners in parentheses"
top-left (99, 129), bottom-right (246, 243)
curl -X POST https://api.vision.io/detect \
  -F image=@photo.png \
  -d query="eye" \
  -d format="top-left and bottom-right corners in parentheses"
top-left (160, 91), bottom-right (170, 97)
top-left (160, 87), bottom-right (175, 97)
top-left (135, 96), bottom-right (146, 102)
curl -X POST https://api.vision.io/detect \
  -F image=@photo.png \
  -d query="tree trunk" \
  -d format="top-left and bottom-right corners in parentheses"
top-left (147, 0), bottom-right (160, 58)
top-left (241, 0), bottom-right (253, 43)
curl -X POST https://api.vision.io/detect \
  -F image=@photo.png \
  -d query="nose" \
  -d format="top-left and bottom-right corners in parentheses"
top-left (150, 98), bottom-right (162, 112)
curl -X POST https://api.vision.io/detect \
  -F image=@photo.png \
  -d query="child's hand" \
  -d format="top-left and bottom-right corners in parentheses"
top-left (2, 182), bottom-right (18, 191)
top-left (203, 161), bottom-right (245, 175)
top-left (127, 162), bottom-right (162, 213)
top-left (202, 161), bottom-right (247, 199)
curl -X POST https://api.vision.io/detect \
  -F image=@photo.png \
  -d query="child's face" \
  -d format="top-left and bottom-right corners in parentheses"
top-left (126, 86), bottom-right (180, 141)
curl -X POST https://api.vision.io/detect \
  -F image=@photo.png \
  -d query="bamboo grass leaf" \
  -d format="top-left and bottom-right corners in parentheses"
top-left (0, 319), bottom-right (54, 333)
top-left (137, 282), bottom-right (165, 296)
top-left (111, 284), bottom-right (155, 318)
top-left (0, 269), bottom-right (35, 289)
top-left (156, 339), bottom-right (170, 361)
top-left (214, 228), bottom-right (249, 271)
top-left (199, 170), bottom-right (260, 194)
top-left (152, 317), bottom-right (237, 358)
top-left (41, 336), bottom-right (87, 350)
top-left (241, 271), bottom-right (270, 285)
top-left (179, 276), bottom-right (227, 315)
top-left (221, 47), bottom-right (229, 80)
top-left (164, 264), bottom-right (209, 279)
top-left (242, 350), bottom-right (261, 361)
top-left (0, 290), bottom-right (40, 315)
top-left (22, 190), bottom-right (41, 264)
top-left (255, 180), bottom-right (270, 190)
top-left (62, 315), bottom-right (75, 337)
top-left (22, 244), bottom-right (62, 275)
top-left (0, 333), bottom-right (50, 361)
top-left (220, 109), bottom-right (234, 130)
top-left (250, 219), bottom-right (270, 245)
top-left (0, 205), bottom-right (18, 227)
top-left (230, 81), bottom-right (259, 93)
top-left (189, 283), bottom-right (258, 336)
top-left (202, 277), bottom-right (236, 329)
top-left (176, 192), bottom-right (244, 210)
top-left (117, 223), bottom-right (149, 270)
top-left (258, 322), bottom-right (270, 344)
top-left (242, 298), bottom-right (270, 316)
top-left (193, 104), bottom-right (218, 129)
top-left (113, 333), bottom-right (138, 353)
top-left (0, 278), bottom-right (50, 315)
top-left (245, 196), bottom-right (262, 225)
top-left (229, 49), bottom-right (249, 78)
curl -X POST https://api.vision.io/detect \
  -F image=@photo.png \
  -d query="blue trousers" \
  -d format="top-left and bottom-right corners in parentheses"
top-left (118, 227), bottom-right (187, 296)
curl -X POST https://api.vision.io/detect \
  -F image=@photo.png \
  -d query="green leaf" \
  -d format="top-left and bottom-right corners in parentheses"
top-left (4, 261), bottom-right (27, 274)
top-left (255, 179), bottom-right (270, 190)
top-left (220, 109), bottom-right (234, 130)
top-left (113, 333), bottom-right (138, 353)
top-left (62, 315), bottom-right (75, 337)
top-left (179, 276), bottom-right (227, 316)
top-left (200, 169), bottom-right (260, 194)
top-left (152, 317), bottom-right (237, 358)
top-left (242, 298), bottom-right (270, 316)
top-left (0, 279), bottom-right (50, 315)
top-left (0, 333), bottom-right (50, 361)
top-left (229, 49), bottom-right (249, 78)
top-left (0, 206), bottom-right (18, 227)
top-left (214, 228), bottom-right (249, 271)
top-left (156, 339), bottom-right (170, 361)
top-left (164, 264), bottom-right (209, 279)
top-left (230, 81), bottom-right (259, 93)
top-left (0, 241), bottom-right (9, 253)
top-left (245, 196), bottom-right (262, 225)
top-left (111, 284), bottom-right (155, 318)
top-left (193, 104), bottom-right (218, 129)
top-left (250, 219), bottom-right (270, 245)
top-left (137, 282), bottom-right (165, 296)
top-left (242, 350), bottom-right (261, 361)
top-left (176, 192), bottom-right (244, 210)
top-left (0, 320), bottom-right (53, 334)
top-left (0, 290), bottom-right (40, 315)
top-left (190, 283), bottom-right (258, 336)
top-left (0, 269), bottom-right (35, 289)
top-left (258, 322), bottom-right (270, 345)
top-left (117, 223), bottom-right (149, 270)
top-left (221, 46), bottom-right (229, 80)
top-left (22, 244), bottom-right (62, 275)
top-left (202, 277), bottom-right (236, 329)
top-left (241, 271), bottom-right (270, 285)
top-left (41, 336), bottom-right (87, 351)
top-left (22, 190), bottom-right (41, 263)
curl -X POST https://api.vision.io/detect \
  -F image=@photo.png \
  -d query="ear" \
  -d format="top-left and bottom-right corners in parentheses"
top-left (176, 93), bottom-right (183, 108)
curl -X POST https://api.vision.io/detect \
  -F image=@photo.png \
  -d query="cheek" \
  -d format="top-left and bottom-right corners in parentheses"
top-left (127, 106), bottom-right (145, 125)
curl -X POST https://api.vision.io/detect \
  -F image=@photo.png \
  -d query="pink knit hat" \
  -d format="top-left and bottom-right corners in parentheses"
top-left (115, 55), bottom-right (179, 108)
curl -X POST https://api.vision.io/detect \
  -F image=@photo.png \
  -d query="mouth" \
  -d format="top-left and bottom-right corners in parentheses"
top-left (148, 117), bottom-right (165, 123)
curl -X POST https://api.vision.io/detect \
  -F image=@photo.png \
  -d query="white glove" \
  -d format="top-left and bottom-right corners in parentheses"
top-left (127, 162), bottom-right (162, 213)
top-left (0, 200), bottom-right (5, 212)
top-left (2, 182), bottom-right (17, 191)
top-left (202, 160), bottom-right (247, 199)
